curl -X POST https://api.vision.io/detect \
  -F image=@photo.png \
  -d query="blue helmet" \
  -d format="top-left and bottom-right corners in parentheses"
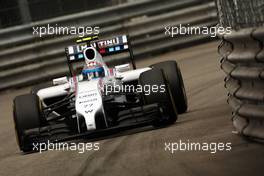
top-left (82, 66), bottom-right (105, 79)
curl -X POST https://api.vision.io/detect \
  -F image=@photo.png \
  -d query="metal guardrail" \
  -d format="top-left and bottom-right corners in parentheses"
top-left (219, 27), bottom-right (264, 141)
top-left (0, 0), bottom-right (217, 91)
top-left (0, 0), bottom-right (203, 50)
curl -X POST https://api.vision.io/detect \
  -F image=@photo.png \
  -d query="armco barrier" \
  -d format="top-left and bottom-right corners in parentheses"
top-left (219, 28), bottom-right (264, 141)
top-left (0, 0), bottom-right (204, 50)
top-left (0, 0), bottom-right (217, 90)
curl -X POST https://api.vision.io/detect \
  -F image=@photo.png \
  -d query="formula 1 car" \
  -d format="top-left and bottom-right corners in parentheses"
top-left (13, 35), bottom-right (187, 152)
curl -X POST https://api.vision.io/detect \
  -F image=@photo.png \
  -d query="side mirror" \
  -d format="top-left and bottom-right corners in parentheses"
top-left (115, 63), bottom-right (131, 73)
top-left (53, 76), bottom-right (68, 85)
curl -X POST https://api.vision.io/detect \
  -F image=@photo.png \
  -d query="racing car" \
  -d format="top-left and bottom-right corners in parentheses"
top-left (13, 35), bottom-right (187, 152)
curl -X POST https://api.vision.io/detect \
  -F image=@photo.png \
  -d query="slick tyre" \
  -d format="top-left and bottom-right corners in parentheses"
top-left (13, 94), bottom-right (41, 152)
top-left (139, 69), bottom-right (177, 126)
top-left (151, 60), bottom-right (187, 114)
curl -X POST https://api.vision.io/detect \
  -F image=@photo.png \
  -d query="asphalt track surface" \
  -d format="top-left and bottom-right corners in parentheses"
top-left (0, 42), bottom-right (263, 176)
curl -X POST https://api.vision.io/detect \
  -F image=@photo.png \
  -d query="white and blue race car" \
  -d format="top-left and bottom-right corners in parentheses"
top-left (13, 35), bottom-right (187, 152)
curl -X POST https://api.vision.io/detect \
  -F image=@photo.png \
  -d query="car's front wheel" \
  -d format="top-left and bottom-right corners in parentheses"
top-left (139, 69), bottom-right (177, 127)
top-left (13, 94), bottom-right (42, 152)
top-left (151, 60), bottom-right (187, 114)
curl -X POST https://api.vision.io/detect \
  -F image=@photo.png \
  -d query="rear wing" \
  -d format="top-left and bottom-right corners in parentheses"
top-left (65, 35), bottom-right (135, 76)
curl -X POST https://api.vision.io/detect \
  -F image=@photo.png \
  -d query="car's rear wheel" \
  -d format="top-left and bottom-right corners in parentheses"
top-left (151, 60), bottom-right (187, 114)
top-left (139, 69), bottom-right (177, 127)
top-left (13, 94), bottom-right (41, 152)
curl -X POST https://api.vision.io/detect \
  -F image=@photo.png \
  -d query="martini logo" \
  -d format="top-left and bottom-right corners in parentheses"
top-left (95, 37), bottom-right (120, 48)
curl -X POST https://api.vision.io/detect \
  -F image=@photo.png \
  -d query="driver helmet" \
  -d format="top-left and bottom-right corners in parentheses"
top-left (82, 61), bottom-right (105, 79)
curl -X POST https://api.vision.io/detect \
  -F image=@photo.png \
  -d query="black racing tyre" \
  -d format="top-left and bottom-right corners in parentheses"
top-left (139, 69), bottom-right (177, 126)
top-left (151, 60), bottom-right (187, 114)
top-left (31, 81), bottom-right (53, 94)
top-left (13, 94), bottom-right (41, 152)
